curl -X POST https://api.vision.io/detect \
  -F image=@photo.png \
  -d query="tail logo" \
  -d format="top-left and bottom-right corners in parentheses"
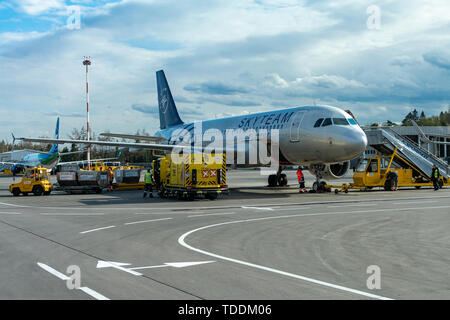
top-left (159, 88), bottom-right (169, 114)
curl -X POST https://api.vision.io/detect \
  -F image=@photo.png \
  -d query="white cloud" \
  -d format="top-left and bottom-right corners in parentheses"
top-left (14, 0), bottom-right (65, 15)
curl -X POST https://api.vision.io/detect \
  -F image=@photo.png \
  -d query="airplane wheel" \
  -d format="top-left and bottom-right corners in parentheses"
top-left (278, 174), bottom-right (288, 186)
top-left (268, 175), bottom-right (277, 187)
top-left (312, 182), bottom-right (318, 191)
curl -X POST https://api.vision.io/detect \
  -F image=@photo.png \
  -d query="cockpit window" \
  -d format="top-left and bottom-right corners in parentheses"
top-left (321, 118), bottom-right (332, 126)
top-left (314, 118), bottom-right (324, 127)
top-left (348, 118), bottom-right (357, 125)
top-left (333, 118), bottom-right (349, 125)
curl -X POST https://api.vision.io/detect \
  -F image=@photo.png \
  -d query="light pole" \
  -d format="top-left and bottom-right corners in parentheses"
top-left (83, 57), bottom-right (91, 170)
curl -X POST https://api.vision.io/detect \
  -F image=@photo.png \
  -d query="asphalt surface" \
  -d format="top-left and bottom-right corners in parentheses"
top-left (0, 169), bottom-right (449, 300)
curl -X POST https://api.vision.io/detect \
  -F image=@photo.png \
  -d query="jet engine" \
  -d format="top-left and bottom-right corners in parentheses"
top-left (309, 161), bottom-right (350, 180)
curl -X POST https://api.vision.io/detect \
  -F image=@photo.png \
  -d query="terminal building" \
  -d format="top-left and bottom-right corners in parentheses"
top-left (360, 126), bottom-right (450, 164)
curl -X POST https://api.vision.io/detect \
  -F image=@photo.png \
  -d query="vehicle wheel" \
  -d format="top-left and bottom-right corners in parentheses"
top-left (278, 174), bottom-right (288, 186)
top-left (33, 185), bottom-right (44, 196)
top-left (415, 186), bottom-right (421, 189)
top-left (268, 175), bottom-right (277, 187)
top-left (43, 191), bottom-right (51, 196)
top-left (187, 193), bottom-right (195, 201)
top-left (177, 192), bottom-right (184, 200)
top-left (12, 188), bottom-right (20, 197)
top-left (206, 193), bottom-right (218, 200)
top-left (384, 179), bottom-right (392, 191)
top-left (319, 181), bottom-right (329, 192)
top-left (334, 189), bottom-right (339, 194)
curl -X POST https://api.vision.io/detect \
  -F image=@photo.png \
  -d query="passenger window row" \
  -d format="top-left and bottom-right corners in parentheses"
top-left (313, 117), bottom-right (357, 127)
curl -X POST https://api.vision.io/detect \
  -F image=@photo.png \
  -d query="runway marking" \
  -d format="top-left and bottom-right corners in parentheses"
top-left (80, 225), bottom-right (116, 234)
top-left (392, 200), bottom-right (437, 205)
top-left (0, 211), bottom-right (22, 215)
top-left (178, 205), bottom-right (450, 300)
top-left (40, 213), bottom-right (105, 216)
top-left (273, 206), bottom-right (311, 211)
top-left (124, 217), bottom-right (172, 225)
top-left (37, 262), bottom-right (109, 300)
top-left (189, 212), bottom-right (237, 218)
top-left (241, 206), bottom-right (274, 211)
top-left (2, 194), bottom-right (449, 211)
top-left (327, 203), bottom-right (377, 208)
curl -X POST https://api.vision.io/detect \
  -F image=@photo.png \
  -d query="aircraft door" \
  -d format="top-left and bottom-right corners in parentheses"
top-left (290, 111), bottom-right (305, 142)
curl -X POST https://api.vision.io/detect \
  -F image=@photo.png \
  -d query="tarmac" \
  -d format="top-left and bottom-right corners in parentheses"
top-left (0, 169), bottom-right (449, 300)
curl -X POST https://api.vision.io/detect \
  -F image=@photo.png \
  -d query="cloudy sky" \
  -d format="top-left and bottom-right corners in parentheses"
top-left (0, 0), bottom-right (449, 141)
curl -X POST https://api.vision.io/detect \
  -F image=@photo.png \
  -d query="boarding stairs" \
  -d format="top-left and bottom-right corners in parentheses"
top-left (364, 127), bottom-right (450, 180)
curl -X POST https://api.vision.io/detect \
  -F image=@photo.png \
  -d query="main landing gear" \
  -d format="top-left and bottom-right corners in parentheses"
top-left (268, 166), bottom-right (288, 187)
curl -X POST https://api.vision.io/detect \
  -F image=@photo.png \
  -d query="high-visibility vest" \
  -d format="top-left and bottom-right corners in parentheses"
top-left (145, 172), bottom-right (153, 184)
top-left (434, 169), bottom-right (439, 179)
top-left (296, 170), bottom-right (303, 182)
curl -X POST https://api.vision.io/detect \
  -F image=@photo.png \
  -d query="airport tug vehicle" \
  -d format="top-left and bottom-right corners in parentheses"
top-left (153, 153), bottom-right (228, 200)
top-left (9, 166), bottom-right (52, 196)
top-left (329, 147), bottom-right (448, 193)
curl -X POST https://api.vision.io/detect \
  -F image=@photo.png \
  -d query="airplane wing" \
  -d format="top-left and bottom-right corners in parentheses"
top-left (100, 133), bottom-right (165, 142)
top-left (16, 137), bottom-right (191, 152)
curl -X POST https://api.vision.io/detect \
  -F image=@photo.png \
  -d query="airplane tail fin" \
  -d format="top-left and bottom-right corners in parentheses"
top-left (49, 117), bottom-right (59, 154)
top-left (156, 70), bottom-right (184, 129)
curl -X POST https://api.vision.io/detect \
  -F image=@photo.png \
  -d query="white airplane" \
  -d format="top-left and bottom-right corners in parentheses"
top-left (18, 70), bottom-right (367, 189)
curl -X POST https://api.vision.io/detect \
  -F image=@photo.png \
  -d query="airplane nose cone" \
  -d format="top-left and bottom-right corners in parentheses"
top-left (348, 130), bottom-right (367, 157)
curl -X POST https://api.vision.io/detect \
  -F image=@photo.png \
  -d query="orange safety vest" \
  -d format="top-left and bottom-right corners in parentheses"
top-left (296, 170), bottom-right (304, 182)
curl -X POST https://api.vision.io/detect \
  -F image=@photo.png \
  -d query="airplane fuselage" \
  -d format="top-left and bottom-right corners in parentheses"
top-left (155, 105), bottom-right (367, 166)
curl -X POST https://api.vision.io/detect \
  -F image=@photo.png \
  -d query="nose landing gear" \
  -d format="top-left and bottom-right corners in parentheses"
top-left (310, 165), bottom-right (331, 193)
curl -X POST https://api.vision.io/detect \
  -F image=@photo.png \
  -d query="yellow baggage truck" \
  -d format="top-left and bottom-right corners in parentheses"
top-left (329, 147), bottom-right (448, 193)
top-left (9, 166), bottom-right (52, 196)
top-left (153, 153), bottom-right (228, 200)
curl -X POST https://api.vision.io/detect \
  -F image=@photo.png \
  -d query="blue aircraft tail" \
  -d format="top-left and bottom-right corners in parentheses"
top-left (156, 70), bottom-right (184, 129)
top-left (49, 117), bottom-right (59, 154)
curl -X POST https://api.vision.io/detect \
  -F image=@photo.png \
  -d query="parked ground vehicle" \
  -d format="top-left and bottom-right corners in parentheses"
top-left (154, 153), bottom-right (228, 200)
top-left (9, 166), bottom-right (52, 196)
top-left (328, 147), bottom-right (448, 193)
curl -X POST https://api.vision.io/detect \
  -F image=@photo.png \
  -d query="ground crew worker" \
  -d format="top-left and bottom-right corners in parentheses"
top-left (431, 164), bottom-right (440, 191)
top-left (143, 169), bottom-right (154, 198)
top-left (107, 167), bottom-right (114, 192)
top-left (296, 167), bottom-right (307, 193)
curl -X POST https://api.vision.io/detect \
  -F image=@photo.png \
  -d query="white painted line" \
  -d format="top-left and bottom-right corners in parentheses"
top-left (241, 206), bottom-right (274, 211)
top-left (0, 211), bottom-right (22, 215)
top-left (273, 207), bottom-right (311, 211)
top-left (79, 287), bottom-right (110, 300)
top-left (80, 225), bottom-right (116, 234)
top-left (178, 216), bottom-right (393, 300)
top-left (40, 213), bottom-right (105, 216)
top-left (37, 262), bottom-right (109, 300)
top-left (189, 212), bottom-right (237, 218)
top-left (392, 200), bottom-right (437, 205)
top-left (327, 203), bottom-right (377, 208)
top-left (37, 262), bottom-right (70, 280)
top-left (96, 261), bottom-right (142, 276)
top-left (130, 261), bottom-right (215, 270)
top-left (135, 211), bottom-right (204, 215)
top-left (179, 205), bottom-right (450, 300)
top-left (124, 217), bottom-right (172, 225)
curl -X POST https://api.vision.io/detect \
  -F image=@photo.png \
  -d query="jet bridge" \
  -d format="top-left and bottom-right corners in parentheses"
top-left (364, 127), bottom-right (450, 180)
